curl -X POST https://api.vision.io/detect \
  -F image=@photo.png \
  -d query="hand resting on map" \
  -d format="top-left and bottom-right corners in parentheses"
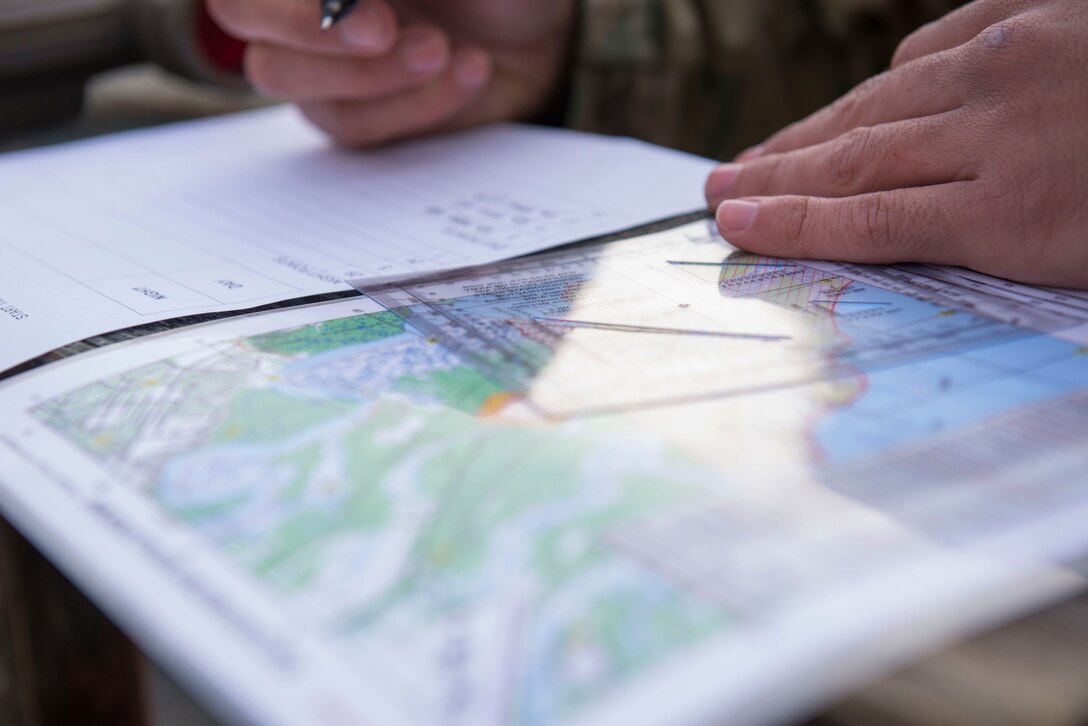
top-left (706, 0), bottom-right (1088, 288)
top-left (206, 0), bottom-right (576, 146)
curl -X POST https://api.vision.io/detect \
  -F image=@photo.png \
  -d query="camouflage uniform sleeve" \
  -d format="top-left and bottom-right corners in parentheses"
top-left (567, 0), bottom-right (964, 160)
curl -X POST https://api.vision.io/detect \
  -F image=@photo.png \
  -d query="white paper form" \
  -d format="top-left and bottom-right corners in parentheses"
top-left (0, 106), bottom-right (714, 373)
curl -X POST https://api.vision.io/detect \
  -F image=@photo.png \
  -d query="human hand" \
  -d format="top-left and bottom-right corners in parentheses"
top-left (705, 0), bottom-right (1088, 288)
top-left (206, 0), bottom-right (576, 146)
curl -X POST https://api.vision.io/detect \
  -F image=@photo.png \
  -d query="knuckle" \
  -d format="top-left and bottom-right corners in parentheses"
top-left (784, 197), bottom-right (813, 253)
top-left (969, 16), bottom-right (1037, 69)
top-left (852, 192), bottom-right (896, 255)
top-left (829, 127), bottom-right (873, 191)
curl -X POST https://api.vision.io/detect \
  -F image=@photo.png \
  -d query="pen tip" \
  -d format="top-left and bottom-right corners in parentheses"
top-left (320, 15), bottom-right (334, 31)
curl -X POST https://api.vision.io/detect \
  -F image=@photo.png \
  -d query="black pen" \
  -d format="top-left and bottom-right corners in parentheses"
top-left (320, 0), bottom-right (360, 30)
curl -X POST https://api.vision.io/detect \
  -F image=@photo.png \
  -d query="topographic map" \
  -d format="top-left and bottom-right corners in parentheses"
top-left (5, 220), bottom-right (1088, 726)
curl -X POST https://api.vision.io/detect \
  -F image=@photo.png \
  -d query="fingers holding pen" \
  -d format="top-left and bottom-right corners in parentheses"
top-left (212, 0), bottom-right (499, 147)
top-left (246, 24), bottom-right (451, 101)
top-left (208, 0), bottom-right (397, 56)
top-left (298, 46), bottom-right (493, 147)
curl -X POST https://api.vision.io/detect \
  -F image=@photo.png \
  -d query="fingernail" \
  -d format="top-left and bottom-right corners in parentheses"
top-left (341, 5), bottom-right (388, 51)
top-left (736, 144), bottom-right (765, 162)
top-left (705, 163), bottom-right (743, 204)
top-left (717, 200), bottom-right (760, 233)
top-left (454, 50), bottom-right (490, 90)
top-left (401, 31), bottom-right (447, 75)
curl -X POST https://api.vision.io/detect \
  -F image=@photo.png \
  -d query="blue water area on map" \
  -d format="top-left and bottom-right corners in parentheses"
top-left (814, 332), bottom-right (1088, 466)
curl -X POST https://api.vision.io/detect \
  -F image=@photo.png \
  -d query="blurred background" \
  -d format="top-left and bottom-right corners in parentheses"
top-left (0, 0), bottom-right (262, 150)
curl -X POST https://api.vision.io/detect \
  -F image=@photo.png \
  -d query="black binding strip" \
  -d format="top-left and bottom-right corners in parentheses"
top-left (0, 290), bottom-right (363, 383)
top-left (1, 211), bottom-right (712, 383)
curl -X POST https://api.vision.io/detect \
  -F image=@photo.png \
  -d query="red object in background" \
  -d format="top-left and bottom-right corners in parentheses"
top-left (196, 0), bottom-right (247, 73)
